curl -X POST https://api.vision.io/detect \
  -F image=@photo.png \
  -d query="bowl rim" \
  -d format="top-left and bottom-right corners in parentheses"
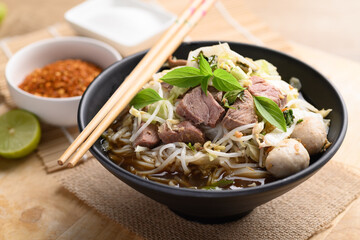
top-left (5, 36), bottom-right (122, 102)
top-left (78, 40), bottom-right (348, 198)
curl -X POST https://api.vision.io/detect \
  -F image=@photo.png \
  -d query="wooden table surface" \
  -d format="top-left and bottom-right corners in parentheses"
top-left (1, 1), bottom-right (360, 239)
top-left (0, 43), bottom-right (359, 240)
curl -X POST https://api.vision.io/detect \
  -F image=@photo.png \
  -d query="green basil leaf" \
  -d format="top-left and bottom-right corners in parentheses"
top-left (160, 67), bottom-right (205, 88)
top-left (199, 53), bottom-right (213, 75)
top-left (212, 68), bottom-right (244, 92)
top-left (201, 75), bottom-right (211, 95)
top-left (283, 109), bottom-right (294, 127)
top-left (222, 89), bottom-right (244, 109)
top-left (253, 96), bottom-right (287, 132)
top-left (130, 88), bottom-right (163, 109)
top-left (222, 89), bottom-right (244, 106)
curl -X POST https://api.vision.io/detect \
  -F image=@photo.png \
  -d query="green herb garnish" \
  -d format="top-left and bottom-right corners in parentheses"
top-left (222, 89), bottom-right (244, 109)
top-left (212, 68), bottom-right (244, 92)
top-left (187, 142), bottom-right (196, 151)
top-left (253, 96), bottom-right (287, 132)
top-left (192, 51), bottom-right (217, 71)
top-left (161, 53), bottom-right (243, 94)
top-left (198, 54), bottom-right (212, 95)
top-left (159, 67), bottom-right (205, 88)
top-left (202, 179), bottom-right (234, 190)
top-left (297, 119), bottom-right (303, 124)
top-left (283, 109), bottom-right (294, 127)
top-left (130, 88), bottom-right (163, 109)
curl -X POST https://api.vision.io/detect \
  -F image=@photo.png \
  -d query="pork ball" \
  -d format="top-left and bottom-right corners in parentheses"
top-left (265, 139), bottom-right (310, 178)
top-left (290, 116), bottom-right (327, 155)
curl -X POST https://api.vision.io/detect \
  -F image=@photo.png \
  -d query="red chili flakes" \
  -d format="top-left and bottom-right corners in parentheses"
top-left (19, 59), bottom-right (102, 98)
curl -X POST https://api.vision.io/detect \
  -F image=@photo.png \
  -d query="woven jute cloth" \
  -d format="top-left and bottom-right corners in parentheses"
top-left (55, 159), bottom-right (360, 240)
top-left (0, 1), bottom-right (359, 239)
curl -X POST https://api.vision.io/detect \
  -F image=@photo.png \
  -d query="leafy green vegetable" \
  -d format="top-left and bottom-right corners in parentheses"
top-left (198, 54), bottom-right (212, 95)
top-left (222, 89), bottom-right (244, 109)
top-left (202, 179), bottom-right (234, 190)
top-left (168, 86), bottom-right (189, 102)
top-left (199, 54), bottom-right (213, 76)
top-left (253, 96), bottom-right (287, 132)
top-left (212, 68), bottom-right (244, 92)
top-left (192, 51), bottom-right (217, 71)
top-left (230, 64), bottom-right (248, 80)
top-left (219, 58), bottom-right (248, 81)
top-left (160, 67), bottom-right (205, 88)
top-left (297, 119), bottom-right (303, 124)
top-left (148, 100), bottom-right (171, 119)
top-left (161, 53), bottom-right (243, 94)
top-left (283, 109), bottom-right (294, 127)
top-left (130, 88), bottom-right (163, 109)
top-left (201, 76), bottom-right (211, 96)
top-left (252, 59), bottom-right (279, 77)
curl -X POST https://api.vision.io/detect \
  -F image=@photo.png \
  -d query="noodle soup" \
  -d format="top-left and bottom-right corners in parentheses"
top-left (102, 43), bottom-right (331, 190)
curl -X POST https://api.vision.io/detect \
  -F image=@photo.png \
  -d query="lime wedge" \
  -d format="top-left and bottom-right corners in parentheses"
top-left (0, 109), bottom-right (41, 159)
top-left (0, 3), bottom-right (7, 24)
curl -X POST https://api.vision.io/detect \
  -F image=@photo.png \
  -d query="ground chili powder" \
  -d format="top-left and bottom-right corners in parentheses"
top-left (19, 59), bottom-right (102, 98)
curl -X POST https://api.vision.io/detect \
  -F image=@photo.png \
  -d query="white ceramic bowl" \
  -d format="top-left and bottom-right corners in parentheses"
top-left (65, 0), bottom-right (175, 56)
top-left (5, 37), bottom-right (121, 126)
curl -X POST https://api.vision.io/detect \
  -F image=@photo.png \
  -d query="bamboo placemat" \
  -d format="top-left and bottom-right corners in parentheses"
top-left (0, 1), bottom-right (358, 239)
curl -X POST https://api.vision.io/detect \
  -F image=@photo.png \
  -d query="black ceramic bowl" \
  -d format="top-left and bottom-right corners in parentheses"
top-left (78, 41), bottom-right (347, 220)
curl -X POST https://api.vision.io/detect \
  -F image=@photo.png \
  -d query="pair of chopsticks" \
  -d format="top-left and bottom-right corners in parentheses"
top-left (58, 0), bottom-right (217, 167)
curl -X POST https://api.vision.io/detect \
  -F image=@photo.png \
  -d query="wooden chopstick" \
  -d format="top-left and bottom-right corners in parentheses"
top-left (58, 0), bottom-right (204, 166)
top-left (62, 0), bottom-right (216, 167)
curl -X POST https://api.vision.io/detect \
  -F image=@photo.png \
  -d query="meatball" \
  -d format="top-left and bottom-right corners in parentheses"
top-left (265, 139), bottom-right (310, 178)
top-left (290, 116), bottom-right (327, 155)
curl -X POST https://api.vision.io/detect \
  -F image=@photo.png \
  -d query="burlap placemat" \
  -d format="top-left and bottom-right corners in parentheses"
top-left (1, 1), bottom-right (359, 239)
top-left (54, 159), bottom-right (360, 240)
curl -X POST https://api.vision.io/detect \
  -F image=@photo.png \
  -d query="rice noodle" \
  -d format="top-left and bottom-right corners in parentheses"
top-left (139, 148), bottom-right (182, 175)
top-left (110, 127), bottom-right (129, 142)
top-left (141, 155), bottom-right (155, 164)
top-left (111, 145), bottom-right (133, 154)
top-left (134, 160), bottom-right (154, 169)
top-left (159, 143), bottom-right (176, 158)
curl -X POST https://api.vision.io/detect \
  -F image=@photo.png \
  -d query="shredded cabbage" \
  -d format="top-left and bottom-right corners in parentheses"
top-left (148, 100), bottom-right (174, 120)
top-left (168, 86), bottom-right (189, 102)
top-left (252, 59), bottom-right (280, 79)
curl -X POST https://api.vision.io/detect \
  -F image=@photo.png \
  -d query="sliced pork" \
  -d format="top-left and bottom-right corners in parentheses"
top-left (248, 76), bottom-right (287, 108)
top-left (176, 86), bottom-right (225, 127)
top-left (133, 124), bottom-right (160, 148)
top-left (158, 121), bottom-right (205, 144)
top-left (222, 90), bottom-right (258, 130)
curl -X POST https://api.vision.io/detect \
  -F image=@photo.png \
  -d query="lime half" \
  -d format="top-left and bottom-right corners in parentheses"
top-left (0, 109), bottom-right (41, 158)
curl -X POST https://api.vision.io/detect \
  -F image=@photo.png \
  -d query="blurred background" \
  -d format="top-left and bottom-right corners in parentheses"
top-left (1, 0), bottom-right (359, 60)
